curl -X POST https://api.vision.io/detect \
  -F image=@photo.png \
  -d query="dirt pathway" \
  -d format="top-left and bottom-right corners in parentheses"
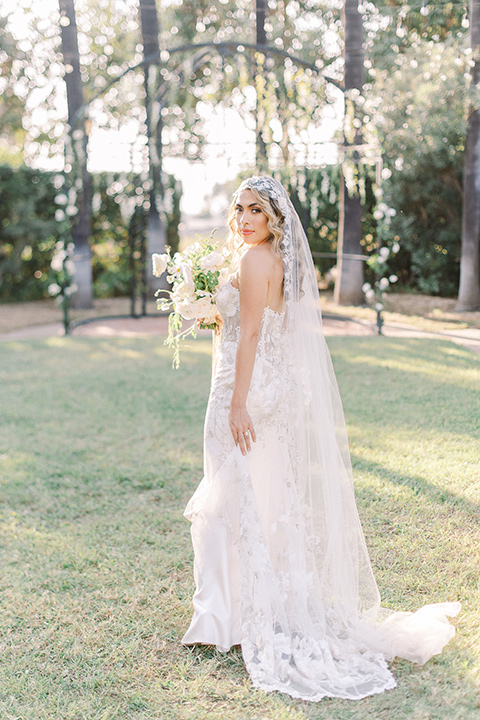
top-left (1, 313), bottom-right (479, 354)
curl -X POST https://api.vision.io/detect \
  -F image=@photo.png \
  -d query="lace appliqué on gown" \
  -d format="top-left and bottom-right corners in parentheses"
top-left (181, 281), bottom-right (460, 701)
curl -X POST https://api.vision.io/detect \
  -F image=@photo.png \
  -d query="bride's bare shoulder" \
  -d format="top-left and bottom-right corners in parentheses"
top-left (241, 243), bottom-right (277, 274)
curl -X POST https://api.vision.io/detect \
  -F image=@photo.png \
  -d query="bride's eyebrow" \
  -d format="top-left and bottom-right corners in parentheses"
top-left (235, 203), bottom-right (260, 209)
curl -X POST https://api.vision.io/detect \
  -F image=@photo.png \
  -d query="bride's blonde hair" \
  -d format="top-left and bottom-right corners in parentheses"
top-left (226, 184), bottom-right (285, 270)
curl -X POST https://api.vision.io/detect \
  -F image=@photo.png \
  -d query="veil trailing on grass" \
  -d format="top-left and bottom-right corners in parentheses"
top-left (183, 175), bottom-right (460, 701)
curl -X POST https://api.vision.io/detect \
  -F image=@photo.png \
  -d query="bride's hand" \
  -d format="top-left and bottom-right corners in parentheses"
top-left (229, 405), bottom-right (256, 456)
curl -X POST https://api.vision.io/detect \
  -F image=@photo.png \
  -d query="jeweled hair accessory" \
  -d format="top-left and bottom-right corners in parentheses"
top-left (237, 176), bottom-right (290, 217)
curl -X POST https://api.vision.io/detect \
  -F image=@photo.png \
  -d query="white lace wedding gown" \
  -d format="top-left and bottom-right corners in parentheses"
top-left (181, 281), bottom-right (460, 701)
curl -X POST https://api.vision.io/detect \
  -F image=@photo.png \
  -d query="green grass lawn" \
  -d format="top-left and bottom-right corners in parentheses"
top-left (0, 336), bottom-right (479, 720)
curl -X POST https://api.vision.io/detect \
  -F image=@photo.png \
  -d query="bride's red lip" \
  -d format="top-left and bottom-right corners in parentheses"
top-left (242, 230), bottom-right (254, 234)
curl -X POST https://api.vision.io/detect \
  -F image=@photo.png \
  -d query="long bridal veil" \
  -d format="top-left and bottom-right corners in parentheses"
top-left (227, 176), bottom-right (460, 700)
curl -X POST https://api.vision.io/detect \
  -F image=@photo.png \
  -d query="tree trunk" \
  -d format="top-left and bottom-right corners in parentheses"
top-left (255, 0), bottom-right (268, 172)
top-left (138, 0), bottom-right (168, 298)
top-left (334, 0), bottom-right (364, 306)
top-left (58, 0), bottom-right (93, 308)
top-left (457, 0), bottom-right (480, 311)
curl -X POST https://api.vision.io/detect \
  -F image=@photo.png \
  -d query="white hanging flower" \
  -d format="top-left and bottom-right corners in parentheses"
top-left (366, 289), bottom-right (375, 301)
top-left (373, 209), bottom-right (383, 220)
top-left (362, 282), bottom-right (372, 293)
top-left (389, 274), bottom-right (399, 283)
top-left (55, 194), bottom-right (68, 205)
top-left (379, 277), bottom-right (390, 290)
top-left (375, 302), bottom-right (384, 311)
top-left (392, 242), bottom-right (400, 253)
top-left (379, 247), bottom-right (390, 258)
top-left (51, 253), bottom-right (66, 272)
top-left (377, 256), bottom-right (386, 264)
top-left (55, 209), bottom-right (66, 222)
top-left (66, 205), bottom-right (78, 217)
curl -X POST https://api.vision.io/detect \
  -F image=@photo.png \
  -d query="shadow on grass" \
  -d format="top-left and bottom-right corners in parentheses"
top-left (351, 454), bottom-right (480, 523)
top-left (329, 339), bottom-right (480, 440)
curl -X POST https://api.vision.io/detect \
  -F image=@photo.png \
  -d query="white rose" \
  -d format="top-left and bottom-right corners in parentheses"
top-left (377, 256), bottom-right (386, 264)
top-left (392, 242), bottom-right (400, 253)
top-left (362, 282), bottom-right (371, 293)
top-left (177, 294), bottom-right (212, 320)
top-left (55, 209), bottom-right (65, 222)
top-left (152, 253), bottom-right (169, 277)
top-left (48, 283), bottom-right (61, 296)
top-left (375, 302), bottom-right (384, 311)
top-left (65, 259), bottom-right (75, 276)
top-left (366, 289), bottom-right (375, 301)
top-left (172, 281), bottom-right (194, 303)
top-left (389, 274), bottom-right (399, 283)
top-left (379, 246), bottom-right (390, 258)
top-left (199, 250), bottom-right (224, 271)
top-left (379, 277), bottom-right (389, 290)
top-left (51, 256), bottom-right (63, 272)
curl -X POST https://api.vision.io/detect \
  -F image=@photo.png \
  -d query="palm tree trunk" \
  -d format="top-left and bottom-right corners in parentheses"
top-left (334, 0), bottom-right (364, 306)
top-left (255, 0), bottom-right (268, 172)
top-left (138, 0), bottom-right (167, 297)
top-left (457, 0), bottom-right (480, 311)
top-left (58, 0), bottom-right (93, 308)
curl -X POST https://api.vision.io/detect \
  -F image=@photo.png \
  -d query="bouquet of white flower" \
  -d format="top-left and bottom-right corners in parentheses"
top-left (152, 234), bottom-right (231, 367)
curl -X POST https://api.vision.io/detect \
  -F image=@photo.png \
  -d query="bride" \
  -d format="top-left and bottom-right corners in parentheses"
top-left (181, 175), bottom-right (460, 701)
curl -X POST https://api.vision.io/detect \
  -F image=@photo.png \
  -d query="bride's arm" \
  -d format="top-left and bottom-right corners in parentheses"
top-left (229, 250), bottom-right (269, 455)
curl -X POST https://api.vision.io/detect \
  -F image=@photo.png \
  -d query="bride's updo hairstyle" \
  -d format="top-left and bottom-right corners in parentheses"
top-left (226, 182), bottom-right (285, 267)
